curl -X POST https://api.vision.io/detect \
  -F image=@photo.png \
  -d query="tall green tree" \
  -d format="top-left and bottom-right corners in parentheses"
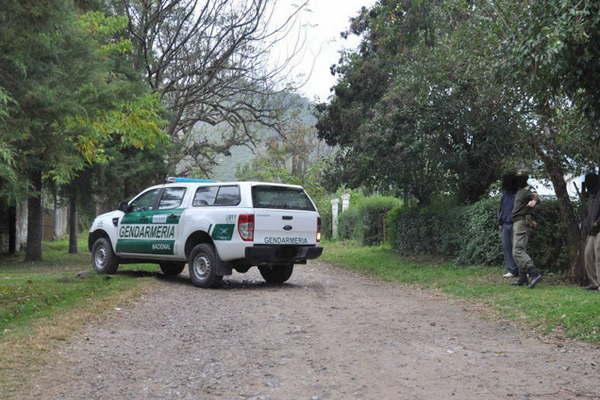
top-left (0, 90), bottom-right (17, 201)
top-left (0, 1), bottom-right (165, 260)
top-left (318, 0), bottom-right (599, 279)
top-left (486, 0), bottom-right (600, 281)
top-left (317, 1), bottom-right (519, 204)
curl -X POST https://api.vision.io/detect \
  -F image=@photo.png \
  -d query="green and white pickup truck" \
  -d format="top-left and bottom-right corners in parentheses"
top-left (88, 178), bottom-right (323, 288)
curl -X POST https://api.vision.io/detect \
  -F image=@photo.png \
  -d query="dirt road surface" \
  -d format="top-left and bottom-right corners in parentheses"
top-left (19, 262), bottom-right (600, 399)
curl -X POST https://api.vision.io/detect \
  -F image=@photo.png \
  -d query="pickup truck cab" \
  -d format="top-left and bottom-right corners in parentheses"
top-left (88, 179), bottom-right (323, 288)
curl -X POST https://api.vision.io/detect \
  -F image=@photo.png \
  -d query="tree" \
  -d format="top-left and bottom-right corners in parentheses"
top-left (486, 0), bottom-right (600, 281)
top-left (318, 0), bottom-right (598, 279)
top-left (236, 102), bottom-right (330, 201)
top-left (317, 0), bottom-right (519, 204)
top-left (120, 0), bottom-right (309, 173)
top-left (61, 10), bottom-right (167, 254)
top-left (0, 90), bottom-right (17, 201)
top-left (0, 2), bottom-right (165, 260)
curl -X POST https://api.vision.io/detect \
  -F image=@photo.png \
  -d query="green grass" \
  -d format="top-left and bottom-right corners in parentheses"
top-left (0, 238), bottom-right (156, 338)
top-left (322, 241), bottom-right (600, 344)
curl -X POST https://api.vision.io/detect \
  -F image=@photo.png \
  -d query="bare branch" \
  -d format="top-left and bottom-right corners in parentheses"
top-left (122, 0), bottom-right (308, 173)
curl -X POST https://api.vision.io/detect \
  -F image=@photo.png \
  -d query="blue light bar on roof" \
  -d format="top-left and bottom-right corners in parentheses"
top-left (166, 177), bottom-right (216, 183)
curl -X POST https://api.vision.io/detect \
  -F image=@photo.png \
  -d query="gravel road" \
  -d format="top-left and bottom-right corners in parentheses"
top-left (21, 262), bottom-right (600, 400)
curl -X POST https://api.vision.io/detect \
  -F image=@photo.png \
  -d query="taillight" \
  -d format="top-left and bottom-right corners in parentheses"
top-left (316, 217), bottom-right (321, 243)
top-left (238, 214), bottom-right (254, 242)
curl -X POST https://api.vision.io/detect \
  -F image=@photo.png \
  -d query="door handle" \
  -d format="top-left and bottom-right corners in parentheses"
top-left (168, 213), bottom-right (177, 218)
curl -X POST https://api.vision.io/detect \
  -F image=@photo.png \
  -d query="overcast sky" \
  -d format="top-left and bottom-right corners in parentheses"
top-left (268, 0), bottom-right (377, 102)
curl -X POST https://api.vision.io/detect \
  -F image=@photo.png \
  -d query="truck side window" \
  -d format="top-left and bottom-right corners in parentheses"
top-left (214, 185), bottom-right (241, 206)
top-left (193, 186), bottom-right (218, 207)
top-left (158, 187), bottom-right (186, 210)
top-left (129, 189), bottom-right (161, 212)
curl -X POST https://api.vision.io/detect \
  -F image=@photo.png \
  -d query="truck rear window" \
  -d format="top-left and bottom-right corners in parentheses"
top-left (252, 186), bottom-right (315, 211)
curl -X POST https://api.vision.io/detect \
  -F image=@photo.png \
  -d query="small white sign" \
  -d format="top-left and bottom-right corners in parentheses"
top-left (152, 214), bottom-right (168, 224)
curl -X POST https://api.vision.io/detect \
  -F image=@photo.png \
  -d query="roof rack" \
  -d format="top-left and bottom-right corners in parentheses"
top-left (166, 177), bottom-right (216, 184)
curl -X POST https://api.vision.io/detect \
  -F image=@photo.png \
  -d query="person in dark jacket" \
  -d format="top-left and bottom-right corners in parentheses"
top-left (511, 171), bottom-right (543, 288)
top-left (498, 173), bottom-right (519, 278)
top-left (582, 172), bottom-right (600, 291)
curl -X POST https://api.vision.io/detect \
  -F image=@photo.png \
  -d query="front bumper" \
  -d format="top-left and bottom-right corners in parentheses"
top-left (245, 245), bottom-right (323, 265)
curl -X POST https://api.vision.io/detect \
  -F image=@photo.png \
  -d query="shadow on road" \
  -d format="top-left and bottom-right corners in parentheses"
top-left (114, 267), bottom-right (303, 291)
top-left (116, 270), bottom-right (159, 278)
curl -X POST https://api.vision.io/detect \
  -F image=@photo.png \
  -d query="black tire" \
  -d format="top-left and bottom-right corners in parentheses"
top-left (91, 237), bottom-right (119, 274)
top-left (159, 262), bottom-right (185, 276)
top-left (188, 243), bottom-right (223, 288)
top-left (259, 264), bottom-right (294, 284)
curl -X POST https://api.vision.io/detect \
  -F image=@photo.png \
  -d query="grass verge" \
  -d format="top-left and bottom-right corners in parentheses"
top-left (322, 241), bottom-right (600, 345)
top-left (0, 238), bottom-right (158, 396)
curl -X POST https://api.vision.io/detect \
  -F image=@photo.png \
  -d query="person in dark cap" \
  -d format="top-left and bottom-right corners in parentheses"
top-left (511, 171), bottom-right (543, 288)
top-left (582, 172), bottom-right (600, 291)
top-left (498, 173), bottom-right (519, 278)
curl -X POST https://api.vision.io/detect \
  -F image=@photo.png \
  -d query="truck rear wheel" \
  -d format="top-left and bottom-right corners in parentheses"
top-left (259, 264), bottom-right (294, 284)
top-left (188, 243), bottom-right (223, 288)
top-left (91, 237), bottom-right (119, 274)
top-left (159, 262), bottom-right (185, 276)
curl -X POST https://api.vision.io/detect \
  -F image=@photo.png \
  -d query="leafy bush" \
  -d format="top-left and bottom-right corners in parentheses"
top-left (387, 197), bottom-right (570, 271)
top-left (527, 201), bottom-right (570, 272)
top-left (388, 205), bottom-right (464, 256)
top-left (339, 196), bottom-right (401, 245)
top-left (318, 201), bottom-right (333, 240)
top-left (339, 207), bottom-right (361, 241)
top-left (456, 198), bottom-right (502, 265)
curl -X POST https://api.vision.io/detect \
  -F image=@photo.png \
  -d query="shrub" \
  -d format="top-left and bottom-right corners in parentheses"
top-left (389, 205), bottom-right (464, 256)
top-left (387, 196), bottom-right (570, 272)
top-left (527, 201), bottom-right (569, 272)
top-left (315, 196), bottom-right (332, 240)
top-left (456, 198), bottom-right (502, 265)
top-left (338, 195), bottom-right (401, 245)
top-left (339, 207), bottom-right (361, 241)
top-left (360, 196), bottom-right (402, 245)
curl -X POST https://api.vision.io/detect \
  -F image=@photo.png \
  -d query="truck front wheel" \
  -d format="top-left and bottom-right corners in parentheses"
top-left (188, 243), bottom-right (223, 288)
top-left (91, 237), bottom-right (119, 274)
top-left (259, 264), bottom-right (294, 284)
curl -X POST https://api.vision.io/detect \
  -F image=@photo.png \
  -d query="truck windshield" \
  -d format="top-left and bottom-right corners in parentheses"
top-left (251, 186), bottom-right (315, 211)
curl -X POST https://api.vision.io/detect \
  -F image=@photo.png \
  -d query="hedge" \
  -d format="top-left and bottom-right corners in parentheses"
top-left (387, 197), bottom-right (570, 272)
top-left (339, 196), bottom-right (401, 246)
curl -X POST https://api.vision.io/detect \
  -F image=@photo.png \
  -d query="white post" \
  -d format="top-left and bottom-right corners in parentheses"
top-left (331, 198), bottom-right (339, 240)
top-left (341, 193), bottom-right (350, 212)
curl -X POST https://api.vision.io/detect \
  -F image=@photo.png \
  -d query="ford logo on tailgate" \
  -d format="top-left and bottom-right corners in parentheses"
top-left (283, 225), bottom-right (293, 231)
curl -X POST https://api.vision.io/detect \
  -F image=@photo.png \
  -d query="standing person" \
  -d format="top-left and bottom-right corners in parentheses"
top-left (498, 173), bottom-right (519, 278)
top-left (511, 171), bottom-right (543, 288)
top-left (582, 172), bottom-right (600, 291)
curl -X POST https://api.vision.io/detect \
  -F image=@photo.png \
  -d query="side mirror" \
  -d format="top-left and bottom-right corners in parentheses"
top-left (118, 201), bottom-right (131, 213)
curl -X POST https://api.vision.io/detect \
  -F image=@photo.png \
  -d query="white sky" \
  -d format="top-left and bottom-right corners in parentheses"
top-left (268, 0), bottom-right (377, 102)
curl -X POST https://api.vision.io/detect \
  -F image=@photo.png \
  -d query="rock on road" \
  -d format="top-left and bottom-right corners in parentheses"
top-left (22, 262), bottom-right (600, 400)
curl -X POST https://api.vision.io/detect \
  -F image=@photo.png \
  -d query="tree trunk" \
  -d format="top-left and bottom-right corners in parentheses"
top-left (536, 148), bottom-right (586, 283)
top-left (25, 171), bottom-right (43, 261)
top-left (68, 189), bottom-right (78, 254)
top-left (8, 206), bottom-right (16, 254)
top-left (52, 187), bottom-right (59, 240)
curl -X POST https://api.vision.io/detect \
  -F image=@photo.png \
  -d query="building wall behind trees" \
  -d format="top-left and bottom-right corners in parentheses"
top-left (0, 197), bottom-right (67, 254)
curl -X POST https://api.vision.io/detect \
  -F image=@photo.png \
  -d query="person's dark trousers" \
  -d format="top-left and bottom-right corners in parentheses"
top-left (501, 223), bottom-right (518, 275)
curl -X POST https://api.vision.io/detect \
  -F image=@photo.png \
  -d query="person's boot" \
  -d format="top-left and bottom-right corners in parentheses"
top-left (511, 267), bottom-right (528, 286)
top-left (528, 268), bottom-right (543, 289)
top-left (511, 276), bottom-right (529, 286)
